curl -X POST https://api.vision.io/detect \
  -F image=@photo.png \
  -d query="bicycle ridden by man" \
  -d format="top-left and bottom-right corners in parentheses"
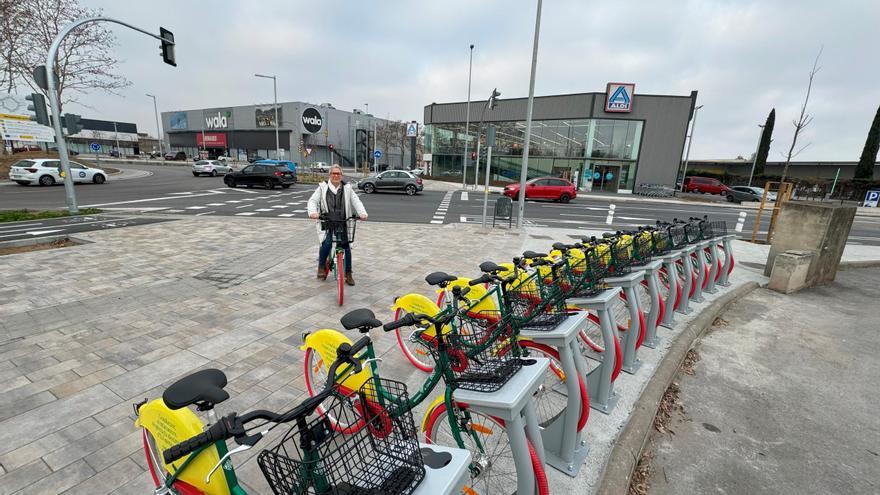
top-left (308, 164), bottom-right (368, 286)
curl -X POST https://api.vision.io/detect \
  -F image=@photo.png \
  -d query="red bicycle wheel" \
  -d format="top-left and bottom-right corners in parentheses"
top-left (336, 251), bottom-right (344, 306)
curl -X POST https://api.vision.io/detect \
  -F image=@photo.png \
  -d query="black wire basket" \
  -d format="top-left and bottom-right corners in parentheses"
top-left (631, 233), bottom-right (653, 264)
top-left (258, 377), bottom-right (424, 495)
top-left (505, 271), bottom-right (568, 330)
top-left (684, 222), bottom-right (702, 244)
top-left (667, 224), bottom-right (688, 249)
top-left (562, 250), bottom-right (606, 298)
top-left (426, 310), bottom-right (522, 393)
top-left (321, 217), bottom-right (357, 244)
top-left (702, 220), bottom-right (727, 238)
top-left (605, 236), bottom-right (634, 275)
top-left (650, 229), bottom-right (672, 255)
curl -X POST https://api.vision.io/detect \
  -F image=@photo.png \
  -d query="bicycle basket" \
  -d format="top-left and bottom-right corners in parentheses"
top-left (258, 377), bottom-right (424, 495)
top-left (608, 236), bottom-right (634, 275)
top-left (562, 251), bottom-right (605, 298)
top-left (427, 310), bottom-right (522, 393)
top-left (650, 229), bottom-right (672, 255)
top-left (505, 271), bottom-right (568, 330)
top-left (631, 232), bottom-right (653, 264)
top-left (704, 220), bottom-right (727, 238)
top-left (684, 222), bottom-right (702, 244)
top-left (321, 217), bottom-right (357, 244)
top-left (667, 224), bottom-right (687, 249)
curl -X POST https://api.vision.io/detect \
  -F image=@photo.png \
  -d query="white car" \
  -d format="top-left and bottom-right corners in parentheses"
top-left (309, 162), bottom-right (329, 173)
top-left (191, 160), bottom-right (232, 177)
top-left (9, 158), bottom-right (107, 186)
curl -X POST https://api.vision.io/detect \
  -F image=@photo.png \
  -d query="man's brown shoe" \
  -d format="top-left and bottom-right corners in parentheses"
top-left (317, 267), bottom-right (327, 280)
top-left (345, 273), bottom-right (355, 286)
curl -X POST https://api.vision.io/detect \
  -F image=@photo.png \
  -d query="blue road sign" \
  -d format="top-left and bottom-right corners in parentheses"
top-left (373, 150), bottom-right (382, 159)
top-left (89, 142), bottom-right (100, 152)
top-left (865, 190), bottom-right (880, 208)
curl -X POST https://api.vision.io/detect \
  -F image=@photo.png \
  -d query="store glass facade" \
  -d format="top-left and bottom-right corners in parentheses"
top-left (425, 118), bottom-right (643, 192)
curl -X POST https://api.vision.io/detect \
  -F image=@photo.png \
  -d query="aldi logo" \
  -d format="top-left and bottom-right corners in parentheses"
top-left (605, 83), bottom-right (635, 113)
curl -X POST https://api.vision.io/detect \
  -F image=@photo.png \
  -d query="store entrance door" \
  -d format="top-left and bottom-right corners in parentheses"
top-left (595, 165), bottom-right (620, 193)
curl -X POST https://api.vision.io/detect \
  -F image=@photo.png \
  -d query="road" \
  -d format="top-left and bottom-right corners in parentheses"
top-left (2, 162), bottom-right (880, 246)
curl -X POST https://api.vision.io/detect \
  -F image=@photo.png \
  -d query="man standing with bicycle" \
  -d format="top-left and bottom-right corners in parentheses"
top-left (308, 164), bottom-right (368, 285)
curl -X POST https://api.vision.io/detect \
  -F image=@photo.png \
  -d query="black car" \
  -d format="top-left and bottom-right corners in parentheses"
top-left (357, 169), bottom-right (424, 195)
top-left (165, 151), bottom-right (187, 161)
top-left (224, 163), bottom-right (296, 189)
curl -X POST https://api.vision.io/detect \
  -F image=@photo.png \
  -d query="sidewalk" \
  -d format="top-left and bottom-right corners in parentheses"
top-left (645, 266), bottom-right (880, 494)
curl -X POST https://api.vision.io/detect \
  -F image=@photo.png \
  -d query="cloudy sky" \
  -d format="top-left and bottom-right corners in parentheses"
top-left (70, 0), bottom-right (879, 161)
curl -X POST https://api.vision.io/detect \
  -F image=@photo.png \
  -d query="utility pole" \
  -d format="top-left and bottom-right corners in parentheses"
top-left (481, 125), bottom-right (495, 227)
top-left (254, 74), bottom-right (280, 159)
top-left (516, 0), bottom-right (543, 229)
top-left (146, 93), bottom-right (163, 156)
top-left (113, 121), bottom-right (120, 152)
top-left (462, 44), bottom-right (474, 190)
top-left (680, 104), bottom-right (703, 192)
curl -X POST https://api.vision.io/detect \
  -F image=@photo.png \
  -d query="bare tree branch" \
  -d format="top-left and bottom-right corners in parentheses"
top-left (780, 46), bottom-right (823, 182)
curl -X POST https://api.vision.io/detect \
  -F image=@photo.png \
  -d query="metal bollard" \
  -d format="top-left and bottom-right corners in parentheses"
top-left (659, 250), bottom-right (682, 328)
top-left (569, 288), bottom-right (621, 414)
top-left (691, 241), bottom-right (708, 303)
top-left (718, 233), bottom-right (736, 286)
top-left (633, 260), bottom-right (663, 348)
top-left (604, 271), bottom-right (645, 375)
top-left (704, 239), bottom-right (720, 294)
top-left (677, 246), bottom-right (695, 315)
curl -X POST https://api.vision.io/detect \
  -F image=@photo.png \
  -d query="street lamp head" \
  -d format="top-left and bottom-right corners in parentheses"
top-left (695, 105), bottom-right (704, 110)
top-left (146, 93), bottom-right (155, 98)
top-left (254, 73), bottom-right (274, 79)
top-left (470, 44), bottom-right (474, 49)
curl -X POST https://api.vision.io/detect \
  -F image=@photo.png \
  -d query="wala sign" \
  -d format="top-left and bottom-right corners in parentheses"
top-left (204, 110), bottom-right (233, 129)
top-left (301, 107), bottom-right (323, 134)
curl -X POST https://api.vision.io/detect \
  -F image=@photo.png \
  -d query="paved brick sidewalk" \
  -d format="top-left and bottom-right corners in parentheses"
top-left (0, 217), bottom-right (525, 494)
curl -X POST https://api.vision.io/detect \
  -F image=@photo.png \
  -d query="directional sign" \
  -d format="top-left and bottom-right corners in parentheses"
top-left (865, 190), bottom-right (880, 208)
top-left (0, 93), bottom-right (55, 142)
top-left (90, 142), bottom-right (101, 152)
top-left (373, 150), bottom-right (382, 159)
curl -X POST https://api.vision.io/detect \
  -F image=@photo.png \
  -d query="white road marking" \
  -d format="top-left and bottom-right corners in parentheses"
top-left (271, 205), bottom-right (286, 209)
top-left (278, 214), bottom-right (295, 217)
top-left (0, 228), bottom-right (65, 239)
top-left (185, 206), bottom-right (207, 210)
top-left (195, 211), bottom-right (215, 216)
top-left (235, 204), bottom-right (254, 209)
top-left (206, 203), bottom-right (225, 206)
top-left (430, 220), bottom-right (443, 224)
top-left (0, 222), bottom-right (44, 230)
top-left (461, 191), bottom-right (468, 201)
top-left (84, 191), bottom-right (225, 207)
top-left (460, 216), bottom-right (468, 223)
top-left (168, 191), bottom-right (194, 195)
top-left (225, 200), bottom-right (242, 203)
top-left (229, 188), bottom-right (261, 194)
top-left (255, 209), bottom-right (273, 212)
top-left (235, 212), bottom-right (257, 216)
top-left (165, 209), bottom-right (184, 213)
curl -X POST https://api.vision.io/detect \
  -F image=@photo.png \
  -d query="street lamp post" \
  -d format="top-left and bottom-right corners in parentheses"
top-left (462, 44), bottom-right (474, 190)
top-left (679, 104), bottom-right (704, 193)
top-left (146, 93), bottom-right (163, 156)
top-left (516, 0), bottom-right (543, 229)
top-left (255, 74), bottom-right (280, 159)
top-left (748, 124), bottom-right (765, 187)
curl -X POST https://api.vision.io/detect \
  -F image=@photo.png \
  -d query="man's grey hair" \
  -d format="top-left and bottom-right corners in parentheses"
top-left (329, 164), bottom-right (342, 174)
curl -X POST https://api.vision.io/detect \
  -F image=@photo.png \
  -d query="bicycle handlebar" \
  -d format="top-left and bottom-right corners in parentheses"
top-left (162, 336), bottom-right (371, 465)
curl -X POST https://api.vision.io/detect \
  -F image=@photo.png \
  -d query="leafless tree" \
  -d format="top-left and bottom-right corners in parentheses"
top-left (780, 47), bottom-right (823, 182)
top-left (376, 121), bottom-right (406, 168)
top-left (0, 1), bottom-right (30, 94)
top-left (4, 0), bottom-right (130, 112)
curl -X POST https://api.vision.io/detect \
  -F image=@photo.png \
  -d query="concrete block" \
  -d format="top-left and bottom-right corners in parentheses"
top-left (768, 250), bottom-right (813, 294)
top-left (765, 202), bottom-right (856, 286)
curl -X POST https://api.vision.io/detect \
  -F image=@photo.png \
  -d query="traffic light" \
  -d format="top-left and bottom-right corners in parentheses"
top-left (328, 144), bottom-right (334, 151)
top-left (471, 151), bottom-right (476, 160)
top-left (25, 93), bottom-right (50, 126)
top-left (62, 113), bottom-right (83, 135)
top-left (159, 27), bottom-right (176, 67)
top-left (489, 88), bottom-right (501, 110)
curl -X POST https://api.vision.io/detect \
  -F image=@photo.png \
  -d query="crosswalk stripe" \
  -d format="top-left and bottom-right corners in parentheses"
top-left (235, 212), bottom-right (257, 216)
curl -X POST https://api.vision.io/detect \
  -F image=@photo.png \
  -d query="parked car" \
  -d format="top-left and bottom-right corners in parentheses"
top-left (409, 167), bottom-right (426, 176)
top-left (191, 160), bottom-right (232, 177)
top-left (109, 150), bottom-right (120, 158)
top-left (224, 163), bottom-right (296, 189)
top-left (357, 170), bottom-right (423, 195)
top-left (247, 155), bottom-right (266, 163)
top-left (503, 177), bottom-right (577, 203)
top-left (9, 158), bottom-right (107, 186)
top-left (165, 151), bottom-right (187, 161)
top-left (682, 176), bottom-right (731, 195)
top-left (254, 159), bottom-right (297, 178)
top-left (726, 186), bottom-right (777, 203)
top-left (309, 161), bottom-right (330, 173)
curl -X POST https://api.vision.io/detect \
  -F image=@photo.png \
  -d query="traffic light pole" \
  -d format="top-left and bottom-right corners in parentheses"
top-left (45, 16), bottom-right (175, 213)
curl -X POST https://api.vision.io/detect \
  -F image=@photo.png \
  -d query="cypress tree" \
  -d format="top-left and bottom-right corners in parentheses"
top-left (754, 109), bottom-right (775, 177)
top-left (855, 104), bottom-right (880, 180)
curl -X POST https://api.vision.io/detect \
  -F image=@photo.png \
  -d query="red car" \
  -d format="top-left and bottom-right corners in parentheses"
top-left (503, 177), bottom-right (577, 203)
top-left (683, 176), bottom-right (731, 195)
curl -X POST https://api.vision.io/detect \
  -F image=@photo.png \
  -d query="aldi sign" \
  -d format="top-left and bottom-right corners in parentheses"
top-left (605, 82), bottom-right (635, 113)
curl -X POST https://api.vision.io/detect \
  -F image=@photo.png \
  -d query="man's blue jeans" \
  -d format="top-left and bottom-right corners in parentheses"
top-left (319, 235), bottom-right (352, 273)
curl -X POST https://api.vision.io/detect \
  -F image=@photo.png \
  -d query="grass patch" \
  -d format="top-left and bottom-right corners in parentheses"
top-left (0, 208), bottom-right (102, 223)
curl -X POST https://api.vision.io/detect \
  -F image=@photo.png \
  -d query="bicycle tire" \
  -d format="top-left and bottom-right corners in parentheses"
top-left (393, 307), bottom-right (435, 372)
top-left (303, 347), bottom-right (367, 434)
top-left (424, 402), bottom-right (548, 495)
top-left (518, 340), bottom-right (589, 432)
top-left (142, 429), bottom-right (204, 495)
top-left (337, 251), bottom-right (344, 306)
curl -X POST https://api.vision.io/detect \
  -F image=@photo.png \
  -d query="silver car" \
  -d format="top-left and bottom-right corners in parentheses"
top-left (727, 186), bottom-right (776, 203)
top-left (192, 160), bottom-right (232, 177)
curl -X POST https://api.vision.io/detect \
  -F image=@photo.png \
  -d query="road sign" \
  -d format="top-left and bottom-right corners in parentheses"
top-left (0, 92), bottom-right (55, 142)
top-left (305, 147), bottom-right (312, 156)
top-left (406, 122), bottom-right (418, 137)
top-left (373, 150), bottom-right (382, 159)
top-left (89, 142), bottom-right (101, 152)
top-left (865, 190), bottom-right (880, 208)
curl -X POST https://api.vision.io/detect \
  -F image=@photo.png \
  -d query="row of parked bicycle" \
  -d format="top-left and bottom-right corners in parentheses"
top-left (135, 216), bottom-right (735, 495)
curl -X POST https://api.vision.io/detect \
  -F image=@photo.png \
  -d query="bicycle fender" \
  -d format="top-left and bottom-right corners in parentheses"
top-left (301, 329), bottom-right (373, 392)
top-left (391, 293), bottom-right (441, 317)
top-left (420, 395), bottom-right (447, 433)
top-left (136, 399), bottom-right (230, 495)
